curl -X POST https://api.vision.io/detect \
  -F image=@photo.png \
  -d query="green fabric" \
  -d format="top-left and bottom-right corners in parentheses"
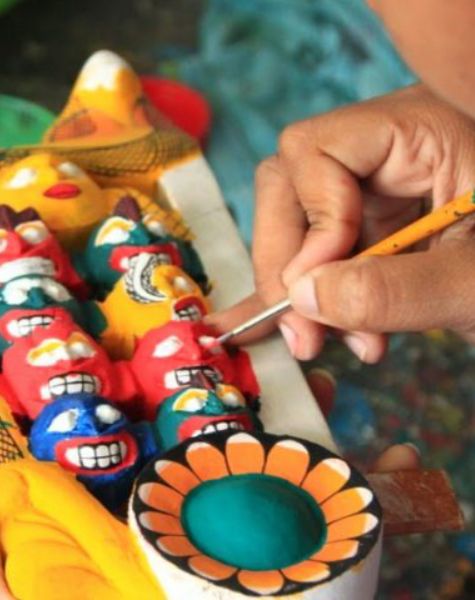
top-left (0, 94), bottom-right (54, 147)
top-left (182, 473), bottom-right (326, 570)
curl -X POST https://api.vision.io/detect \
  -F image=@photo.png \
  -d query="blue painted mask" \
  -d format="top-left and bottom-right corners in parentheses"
top-left (29, 393), bottom-right (158, 510)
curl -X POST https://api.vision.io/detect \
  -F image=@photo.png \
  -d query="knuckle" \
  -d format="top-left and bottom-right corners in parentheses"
top-left (336, 258), bottom-right (390, 330)
top-left (278, 123), bottom-right (308, 162)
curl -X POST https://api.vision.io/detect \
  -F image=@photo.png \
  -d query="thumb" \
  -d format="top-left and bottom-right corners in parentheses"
top-left (288, 240), bottom-right (475, 334)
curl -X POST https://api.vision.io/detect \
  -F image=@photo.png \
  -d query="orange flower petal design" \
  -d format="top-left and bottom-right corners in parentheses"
top-left (302, 458), bottom-right (350, 504)
top-left (311, 540), bottom-right (359, 562)
top-left (138, 511), bottom-right (184, 535)
top-left (154, 459), bottom-right (200, 494)
top-left (225, 432), bottom-right (265, 475)
top-left (138, 482), bottom-right (183, 516)
top-left (186, 441), bottom-right (229, 481)
top-left (264, 439), bottom-right (310, 485)
top-left (321, 487), bottom-right (373, 523)
top-left (188, 555), bottom-right (237, 581)
top-left (326, 513), bottom-right (378, 542)
top-left (156, 535), bottom-right (199, 557)
top-left (282, 560), bottom-right (330, 583)
top-left (237, 570), bottom-right (284, 595)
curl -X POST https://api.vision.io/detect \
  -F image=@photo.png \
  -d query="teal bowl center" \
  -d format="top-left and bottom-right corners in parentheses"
top-left (181, 473), bottom-right (327, 570)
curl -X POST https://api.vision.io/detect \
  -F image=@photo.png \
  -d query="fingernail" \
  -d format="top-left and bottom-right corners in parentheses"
top-left (279, 323), bottom-right (297, 356)
top-left (289, 275), bottom-right (319, 317)
top-left (344, 334), bottom-right (367, 361)
top-left (403, 442), bottom-right (421, 456)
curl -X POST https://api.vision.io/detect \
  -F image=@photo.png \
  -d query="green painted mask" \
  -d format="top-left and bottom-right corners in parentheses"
top-left (76, 196), bottom-right (208, 298)
top-left (154, 386), bottom-right (261, 451)
top-left (0, 275), bottom-right (105, 352)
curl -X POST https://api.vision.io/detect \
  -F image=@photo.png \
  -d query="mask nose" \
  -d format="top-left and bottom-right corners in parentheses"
top-left (203, 393), bottom-right (225, 415)
top-left (27, 287), bottom-right (48, 308)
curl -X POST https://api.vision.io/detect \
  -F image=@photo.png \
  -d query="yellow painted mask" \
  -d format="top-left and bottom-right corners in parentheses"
top-left (98, 263), bottom-right (210, 359)
top-left (0, 154), bottom-right (108, 248)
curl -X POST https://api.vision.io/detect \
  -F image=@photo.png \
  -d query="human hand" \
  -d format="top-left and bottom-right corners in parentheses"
top-left (207, 84), bottom-right (475, 361)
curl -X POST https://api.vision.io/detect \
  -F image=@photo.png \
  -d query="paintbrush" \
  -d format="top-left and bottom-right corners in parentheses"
top-left (215, 189), bottom-right (475, 345)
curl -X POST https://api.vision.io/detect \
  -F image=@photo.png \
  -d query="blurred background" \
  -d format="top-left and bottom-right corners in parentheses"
top-left (0, 0), bottom-right (473, 597)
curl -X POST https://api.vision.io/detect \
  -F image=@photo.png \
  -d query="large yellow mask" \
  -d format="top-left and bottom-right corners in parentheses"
top-left (98, 263), bottom-right (210, 359)
top-left (0, 154), bottom-right (108, 248)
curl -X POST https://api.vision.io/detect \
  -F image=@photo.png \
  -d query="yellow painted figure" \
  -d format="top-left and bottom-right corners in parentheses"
top-left (0, 459), bottom-right (163, 600)
top-left (98, 264), bottom-right (210, 359)
top-left (43, 50), bottom-right (199, 195)
top-left (0, 154), bottom-right (108, 248)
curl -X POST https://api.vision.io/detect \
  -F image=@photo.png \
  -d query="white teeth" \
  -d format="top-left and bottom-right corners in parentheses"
top-left (71, 440), bottom-right (126, 470)
top-left (175, 305), bottom-right (202, 322)
top-left (6, 315), bottom-right (54, 338)
top-left (192, 421), bottom-right (245, 438)
top-left (119, 441), bottom-right (127, 459)
top-left (40, 384), bottom-right (51, 400)
top-left (48, 373), bottom-right (100, 398)
top-left (168, 366), bottom-right (222, 388)
top-left (96, 445), bottom-right (109, 458)
top-left (64, 447), bottom-right (80, 466)
top-left (80, 446), bottom-right (95, 459)
top-left (124, 253), bottom-right (166, 304)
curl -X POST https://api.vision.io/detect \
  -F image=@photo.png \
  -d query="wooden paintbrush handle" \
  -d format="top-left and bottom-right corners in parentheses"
top-left (359, 190), bottom-right (475, 257)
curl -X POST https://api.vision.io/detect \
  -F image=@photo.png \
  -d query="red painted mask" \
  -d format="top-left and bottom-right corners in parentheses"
top-left (2, 315), bottom-right (138, 420)
top-left (130, 321), bottom-right (260, 420)
top-left (0, 206), bottom-right (87, 298)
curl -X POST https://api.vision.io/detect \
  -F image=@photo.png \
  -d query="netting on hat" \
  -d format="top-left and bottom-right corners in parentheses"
top-left (0, 419), bottom-right (23, 463)
top-left (0, 128), bottom-right (198, 178)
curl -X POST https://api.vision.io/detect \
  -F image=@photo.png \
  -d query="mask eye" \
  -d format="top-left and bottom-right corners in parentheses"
top-left (143, 214), bottom-right (168, 237)
top-left (172, 389), bottom-right (208, 412)
top-left (47, 408), bottom-right (80, 433)
top-left (57, 162), bottom-right (85, 178)
top-left (95, 404), bottom-right (122, 424)
top-left (41, 279), bottom-right (71, 302)
top-left (5, 167), bottom-right (38, 189)
top-left (152, 335), bottom-right (184, 358)
top-left (2, 279), bottom-right (33, 305)
top-left (173, 275), bottom-right (193, 293)
top-left (95, 217), bottom-right (135, 246)
top-left (15, 221), bottom-right (50, 244)
top-left (217, 386), bottom-right (246, 408)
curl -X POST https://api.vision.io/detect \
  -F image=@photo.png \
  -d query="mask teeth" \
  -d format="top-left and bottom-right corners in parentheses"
top-left (191, 420), bottom-right (245, 437)
top-left (48, 373), bottom-right (99, 397)
top-left (15, 315), bottom-right (54, 336)
top-left (174, 366), bottom-right (221, 387)
top-left (175, 304), bottom-right (202, 321)
top-left (65, 440), bottom-right (127, 470)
